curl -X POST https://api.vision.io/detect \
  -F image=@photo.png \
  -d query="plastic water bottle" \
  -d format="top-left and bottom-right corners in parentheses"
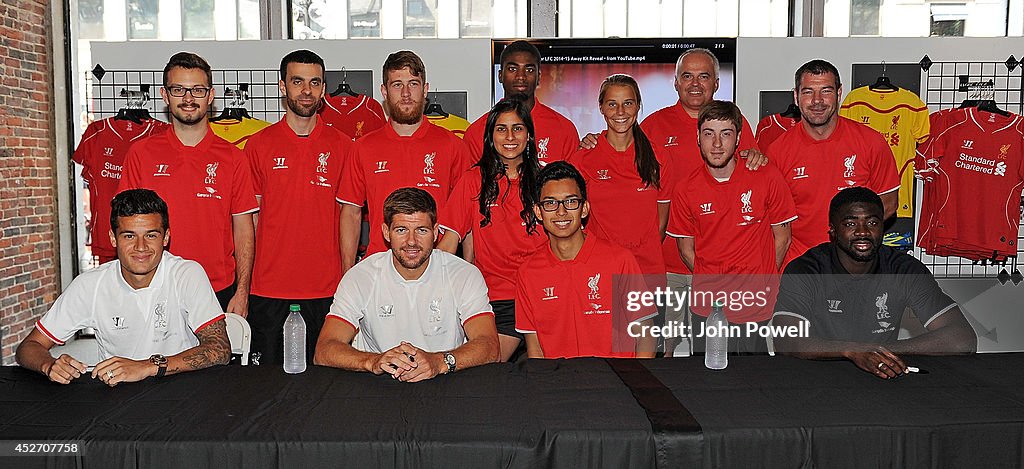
top-left (283, 304), bottom-right (307, 374)
top-left (704, 301), bottom-right (728, 370)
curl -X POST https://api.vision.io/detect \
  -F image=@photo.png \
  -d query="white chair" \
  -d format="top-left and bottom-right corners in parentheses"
top-left (224, 313), bottom-right (252, 366)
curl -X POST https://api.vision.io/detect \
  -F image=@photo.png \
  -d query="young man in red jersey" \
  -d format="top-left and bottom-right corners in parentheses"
top-left (243, 50), bottom-right (354, 364)
top-left (337, 50), bottom-right (472, 274)
top-left (515, 162), bottom-right (657, 359)
top-left (668, 101), bottom-right (797, 355)
top-left (463, 40), bottom-right (580, 165)
top-left (765, 59), bottom-right (899, 265)
top-left (119, 52), bottom-right (258, 317)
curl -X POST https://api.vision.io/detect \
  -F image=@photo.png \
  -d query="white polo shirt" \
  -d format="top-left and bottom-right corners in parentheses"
top-left (328, 249), bottom-right (493, 353)
top-left (35, 252), bottom-right (224, 361)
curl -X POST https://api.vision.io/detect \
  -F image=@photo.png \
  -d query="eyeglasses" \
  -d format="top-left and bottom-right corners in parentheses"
top-left (538, 198), bottom-right (583, 212)
top-left (165, 85), bottom-right (210, 98)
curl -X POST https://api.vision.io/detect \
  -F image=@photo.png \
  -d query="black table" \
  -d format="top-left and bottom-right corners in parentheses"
top-left (1, 354), bottom-right (1022, 468)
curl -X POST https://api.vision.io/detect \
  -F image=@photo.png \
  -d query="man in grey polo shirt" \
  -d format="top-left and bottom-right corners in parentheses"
top-left (314, 188), bottom-right (499, 381)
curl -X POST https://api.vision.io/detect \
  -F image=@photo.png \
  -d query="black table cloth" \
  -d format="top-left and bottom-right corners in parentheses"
top-left (2, 354), bottom-right (1022, 468)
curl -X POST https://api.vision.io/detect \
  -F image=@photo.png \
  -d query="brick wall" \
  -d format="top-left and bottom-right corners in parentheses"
top-left (0, 0), bottom-right (60, 364)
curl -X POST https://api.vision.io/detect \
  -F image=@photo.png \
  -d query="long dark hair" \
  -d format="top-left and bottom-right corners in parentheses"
top-left (477, 96), bottom-right (541, 233)
top-left (599, 74), bottom-right (660, 189)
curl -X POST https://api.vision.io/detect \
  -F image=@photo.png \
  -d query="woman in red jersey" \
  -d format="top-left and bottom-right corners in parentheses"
top-left (438, 97), bottom-right (546, 361)
top-left (569, 74), bottom-right (671, 277)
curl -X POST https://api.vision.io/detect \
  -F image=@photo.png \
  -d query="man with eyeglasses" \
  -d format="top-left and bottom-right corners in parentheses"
top-left (514, 162), bottom-right (657, 359)
top-left (120, 52), bottom-right (258, 317)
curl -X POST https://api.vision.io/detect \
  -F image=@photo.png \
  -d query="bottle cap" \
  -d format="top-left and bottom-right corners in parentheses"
top-left (289, 304), bottom-right (300, 312)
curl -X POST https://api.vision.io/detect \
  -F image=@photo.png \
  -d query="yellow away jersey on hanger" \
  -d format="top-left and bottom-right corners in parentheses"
top-left (840, 86), bottom-right (929, 217)
top-left (210, 117), bottom-right (272, 149)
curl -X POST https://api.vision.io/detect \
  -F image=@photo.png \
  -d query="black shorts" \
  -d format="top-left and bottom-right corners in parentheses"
top-left (491, 299), bottom-right (523, 340)
top-left (247, 295), bottom-right (332, 365)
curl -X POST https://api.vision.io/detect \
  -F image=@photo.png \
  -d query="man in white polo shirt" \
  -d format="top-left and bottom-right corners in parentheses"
top-left (315, 188), bottom-right (499, 382)
top-left (16, 189), bottom-right (230, 386)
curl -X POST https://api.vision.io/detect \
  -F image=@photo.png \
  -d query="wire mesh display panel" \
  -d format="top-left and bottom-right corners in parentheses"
top-left (86, 67), bottom-right (288, 122)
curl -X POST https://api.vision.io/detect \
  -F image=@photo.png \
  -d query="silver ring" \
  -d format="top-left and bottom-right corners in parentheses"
top-left (877, 362), bottom-right (885, 369)
top-left (107, 370), bottom-right (115, 379)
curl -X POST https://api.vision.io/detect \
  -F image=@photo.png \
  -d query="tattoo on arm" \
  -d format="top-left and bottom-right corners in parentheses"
top-left (180, 321), bottom-right (231, 371)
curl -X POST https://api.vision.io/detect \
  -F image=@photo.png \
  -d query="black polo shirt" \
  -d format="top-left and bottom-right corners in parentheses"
top-left (773, 243), bottom-right (957, 343)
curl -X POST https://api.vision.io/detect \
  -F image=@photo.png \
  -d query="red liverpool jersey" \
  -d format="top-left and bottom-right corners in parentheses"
top-left (569, 133), bottom-right (674, 275)
top-left (74, 117), bottom-right (167, 257)
top-left (754, 113), bottom-right (800, 150)
top-left (464, 100), bottom-right (580, 166)
top-left (766, 117), bottom-right (900, 263)
top-left (119, 127), bottom-right (259, 291)
top-left (336, 120), bottom-right (472, 257)
top-left (514, 235), bottom-right (657, 358)
top-left (917, 107), bottom-right (1024, 261)
top-left (245, 118), bottom-right (353, 299)
top-left (667, 163), bottom-right (797, 322)
top-left (439, 173), bottom-right (547, 301)
top-left (641, 100), bottom-right (759, 274)
top-left (319, 94), bottom-right (386, 140)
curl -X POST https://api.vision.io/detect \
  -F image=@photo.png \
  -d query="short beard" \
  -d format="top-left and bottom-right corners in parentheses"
top-left (394, 248), bottom-right (429, 271)
top-left (171, 106), bottom-right (206, 125)
top-left (702, 153), bottom-right (734, 169)
top-left (390, 105), bottom-right (423, 125)
top-left (286, 96), bottom-right (319, 117)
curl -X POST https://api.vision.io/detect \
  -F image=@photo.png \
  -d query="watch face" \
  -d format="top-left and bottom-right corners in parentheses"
top-left (150, 354), bottom-right (167, 365)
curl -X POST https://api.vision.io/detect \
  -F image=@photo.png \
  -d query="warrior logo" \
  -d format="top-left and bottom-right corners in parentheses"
top-left (962, 140), bottom-right (974, 149)
top-left (273, 157), bottom-right (288, 169)
top-left (542, 287), bottom-right (557, 300)
top-left (827, 300), bottom-right (842, 313)
top-left (379, 304), bottom-right (394, 318)
top-left (700, 203), bottom-right (714, 215)
top-left (665, 136), bottom-right (678, 147)
top-left (112, 316), bottom-right (127, 329)
top-left (375, 161), bottom-right (389, 173)
top-left (597, 169), bottom-right (611, 180)
top-left (103, 147), bottom-right (114, 157)
top-left (793, 166), bottom-right (808, 179)
top-left (154, 164), bottom-right (170, 177)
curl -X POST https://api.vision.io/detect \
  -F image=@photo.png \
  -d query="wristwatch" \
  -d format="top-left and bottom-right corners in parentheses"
top-left (149, 354), bottom-right (167, 378)
top-left (443, 352), bottom-right (456, 374)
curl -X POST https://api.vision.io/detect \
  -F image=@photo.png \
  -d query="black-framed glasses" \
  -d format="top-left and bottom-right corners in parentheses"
top-left (165, 85), bottom-right (210, 98)
top-left (539, 198), bottom-right (583, 212)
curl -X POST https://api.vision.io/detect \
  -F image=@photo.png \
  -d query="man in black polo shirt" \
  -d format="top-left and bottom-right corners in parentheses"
top-left (772, 187), bottom-right (976, 379)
